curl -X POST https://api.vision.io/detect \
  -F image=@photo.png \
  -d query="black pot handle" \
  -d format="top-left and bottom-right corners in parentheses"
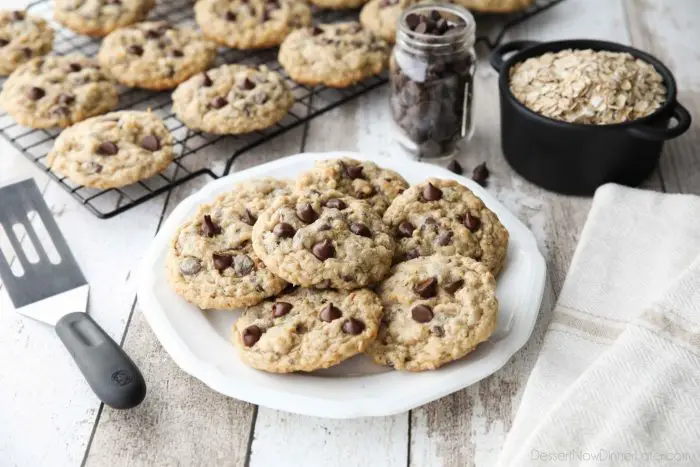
top-left (627, 101), bottom-right (692, 140)
top-left (490, 40), bottom-right (540, 73)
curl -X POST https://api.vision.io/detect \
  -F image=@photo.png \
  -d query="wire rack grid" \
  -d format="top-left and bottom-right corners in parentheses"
top-left (0, 0), bottom-right (566, 219)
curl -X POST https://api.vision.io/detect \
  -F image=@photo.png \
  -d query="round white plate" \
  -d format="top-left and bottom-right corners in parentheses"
top-left (137, 152), bottom-right (546, 418)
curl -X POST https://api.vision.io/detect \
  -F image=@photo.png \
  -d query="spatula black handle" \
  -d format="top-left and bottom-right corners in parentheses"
top-left (55, 312), bottom-right (146, 409)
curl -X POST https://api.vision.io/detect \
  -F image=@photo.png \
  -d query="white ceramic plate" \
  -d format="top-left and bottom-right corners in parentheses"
top-left (137, 152), bottom-right (546, 418)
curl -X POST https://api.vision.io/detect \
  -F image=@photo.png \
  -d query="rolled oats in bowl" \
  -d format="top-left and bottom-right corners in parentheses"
top-left (508, 49), bottom-right (667, 124)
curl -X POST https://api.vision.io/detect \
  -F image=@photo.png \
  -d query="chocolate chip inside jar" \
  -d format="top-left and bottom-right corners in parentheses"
top-left (390, 5), bottom-right (476, 160)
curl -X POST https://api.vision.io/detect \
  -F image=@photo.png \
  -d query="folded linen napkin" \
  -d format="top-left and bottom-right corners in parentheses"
top-left (498, 184), bottom-right (700, 467)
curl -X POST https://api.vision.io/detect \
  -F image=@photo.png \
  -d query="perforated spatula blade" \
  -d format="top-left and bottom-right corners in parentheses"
top-left (0, 179), bottom-right (146, 409)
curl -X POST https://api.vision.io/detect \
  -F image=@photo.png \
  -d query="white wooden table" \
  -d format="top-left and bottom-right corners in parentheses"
top-left (1, 0), bottom-right (698, 465)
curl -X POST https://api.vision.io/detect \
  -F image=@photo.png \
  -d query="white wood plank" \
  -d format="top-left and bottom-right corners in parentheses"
top-left (0, 162), bottom-right (166, 466)
top-left (83, 129), bottom-right (306, 466)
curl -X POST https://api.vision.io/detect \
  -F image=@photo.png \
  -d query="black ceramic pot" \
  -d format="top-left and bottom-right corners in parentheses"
top-left (490, 39), bottom-right (692, 196)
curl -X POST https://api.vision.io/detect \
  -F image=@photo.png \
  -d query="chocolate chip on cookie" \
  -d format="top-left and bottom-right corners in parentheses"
top-left (320, 302), bottom-right (342, 322)
top-left (272, 301), bottom-right (293, 317)
top-left (212, 253), bottom-right (233, 271)
top-left (413, 277), bottom-right (437, 298)
top-left (274, 222), bottom-right (296, 238)
top-left (342, 318), bottom-right (365, 335)
top-left (444, 278), bottom-right (464, 294)
top-left (411, 304), bottom-right (434, 323)
top-left (202, 214), bottom-right (222, 237)
top-left (242, 325), bottom-right (262, 346)
top-left (312, 239), bottom-right (335, 261)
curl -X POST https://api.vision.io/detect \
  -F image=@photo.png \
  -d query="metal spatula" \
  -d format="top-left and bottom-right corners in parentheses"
top-left (0, 179), bottom-right (146, 409)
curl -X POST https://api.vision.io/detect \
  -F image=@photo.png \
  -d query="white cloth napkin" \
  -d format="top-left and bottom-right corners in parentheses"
top-left (498, 184), bottom-right (700, 467)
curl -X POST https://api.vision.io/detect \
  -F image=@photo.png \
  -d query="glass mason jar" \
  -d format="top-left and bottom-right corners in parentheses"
top-left (390, 4), bottom-right (477, 160)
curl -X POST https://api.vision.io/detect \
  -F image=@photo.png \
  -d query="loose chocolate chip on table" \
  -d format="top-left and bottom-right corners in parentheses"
top-left (464, 213), bottom-right (481, 231)
top-left (57, 93), bottom-right (75, 105)
top-left (273, 222), bottom-right (295, 238)
top-left (202, 214), bottom-right (222, 237)
top-left (423, 182), bottom-right (442, 201)
top-left (210, 97), bottom-right (228, 109)
top-left (128, 45), bottom-right (144, 56)
top-left (444, 278), bottom-right (464, 294)
top-left (212, 253), bottom-right (233, 271)
top-left (241, 208), bottom-right (257, 226)
top-left (141, 135), bottom-right (160, 151)
top-left (397, 221), bottom-right (415, 237)
top-left (432, 325), bottom-right (445, 337)
top-left (225, 11), bottom-right (237, 21)
top-left (179, 257), bottom-right (201, 275)
top-left (242, 325), bottom-right (262, 347)
top-left (0, 39), bottom-right (8, 47)
top-left (447, 159), bottom-right (463, 175)
top-left (69, 63), bottom-right (82, 72)
top-left (472, 162), bottom-right (490, 186)
top-left (28, 86), bottom-right (45, 100)
top-left (350, 223), bottom-right (371, 238)
top-left (311, 26), bottom-right (323, 35)
top-left (320, 303), bottom-right (342, 322)
top-left (296, 203), bottom-right (318, 223)
top-left (325, 198), bottom-right (346, 210)
top-left (312, 239), bottom-right (334, 261)
top-left (233, 254), bottom-right (255, 276)
top-left (201, 72), bottom-right (213, 87)
top-left (414, 277), bottom-right (437, 299)
top-left (340, 161), bottom-right (363, 179)
top-left (342, 318), bottom-right (365, 335)
top-left (411, 304), bottom-right (434, 323)
top-left (97, 141), bottom-right (118, 155)
top-left (272, 301), bottom-right (293, 317)
top-left (436, 230), bottom-right (453, 246)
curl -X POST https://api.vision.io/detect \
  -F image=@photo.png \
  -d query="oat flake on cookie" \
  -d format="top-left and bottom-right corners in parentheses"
top-left (508, 49), bottom-right (666, 125)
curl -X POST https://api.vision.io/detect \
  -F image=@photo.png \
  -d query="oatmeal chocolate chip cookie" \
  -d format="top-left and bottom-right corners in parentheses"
top-left (295, 157), bottom-right (409, 214)
top-left (366, 255), bottom-right (498, 371)
top-left (455, 0), bottom-right (533, 12)
top-left (309, 0), bottom-right (369, 10)
top-left (47, 111), bottom-right (173, 189)
top-left (195, 0), bottom-right (311, 50)
top-left (0, 55), bottom-right (118, 129)
top-left (383, 178), bottom-right (509, 275)
top-left (252, 190), bottom-right (395, 289)
top-left (233, 287), bottom-right (382, 373)
top-left (360, 0), bottom-right (424, 44)
top-left (278, 23), bottom-right (390, 88)
top-left (166, 179), bottom-right (293, 309)
top-left (98, 21), bottom-right (217, 90)
top-left (172, 64), bottom-right (294, 135)
top-left (0, 10), bottom-right (54, 76)
top-left (54, 0), bottom-right (155, 37)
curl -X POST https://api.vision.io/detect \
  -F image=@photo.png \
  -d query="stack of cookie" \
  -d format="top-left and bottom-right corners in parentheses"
top-left (166, 157), bottom-right (509, 372)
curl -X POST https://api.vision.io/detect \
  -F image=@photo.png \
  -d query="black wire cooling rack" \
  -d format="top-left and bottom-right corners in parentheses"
top-left (0, 0), bottom-right (566, 219)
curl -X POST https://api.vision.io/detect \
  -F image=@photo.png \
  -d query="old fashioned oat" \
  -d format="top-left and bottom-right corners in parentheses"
top-left (508, 49), bottom-right (666, 125)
